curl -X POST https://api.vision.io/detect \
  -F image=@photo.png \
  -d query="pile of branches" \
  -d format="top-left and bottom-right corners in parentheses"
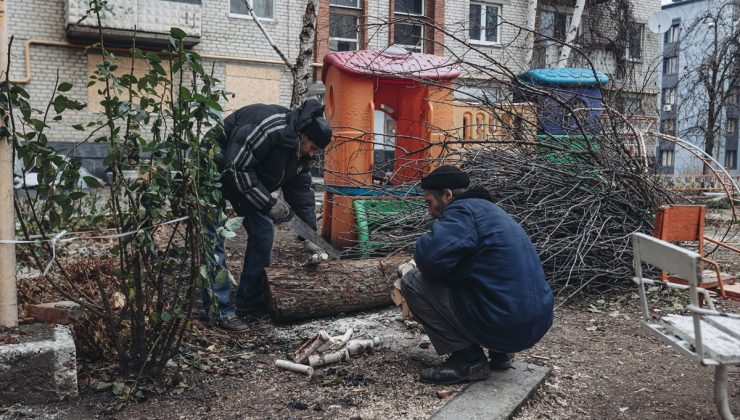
top-left (352, 138), bottom-right (677, 297)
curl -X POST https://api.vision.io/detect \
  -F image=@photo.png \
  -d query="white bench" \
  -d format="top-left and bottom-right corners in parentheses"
top-left (632, 233), bottom-right (740, 420)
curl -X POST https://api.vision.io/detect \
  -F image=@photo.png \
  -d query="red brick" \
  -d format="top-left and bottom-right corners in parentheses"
top-left (26, 301), bottom-right (83, 325)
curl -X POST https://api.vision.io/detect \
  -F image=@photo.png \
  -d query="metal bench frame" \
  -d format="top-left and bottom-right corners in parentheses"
top-left (632, 233), bottom-right (740, 420)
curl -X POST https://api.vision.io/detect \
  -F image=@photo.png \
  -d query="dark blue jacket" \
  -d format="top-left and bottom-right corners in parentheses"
top-left (414, 188), bottom-right (553, 353)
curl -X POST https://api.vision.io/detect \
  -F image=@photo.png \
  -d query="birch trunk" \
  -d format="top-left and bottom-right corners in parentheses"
top-left (523, 0), bottom-right (539, 70)
top-left (557, 0), bottom-right (586, 67)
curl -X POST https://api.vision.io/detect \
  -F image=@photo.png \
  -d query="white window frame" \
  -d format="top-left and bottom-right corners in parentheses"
top-left (725, 150), bottom-right (737, 169)
top-left (625, 22), bottom-right (644, 61)
top-left (469, 2), bottom-right (501, 45)
top-left (727, 118), bottom-right (738, 134)
top-left (229, 0), bottom-right (274, 21)
top-left (329, 0), bottom-right (361, 51)
top-left (661, 118), bottom-right (676, 136)
top-left (663, 56), bottom-right (678, 75)
top-left (660, 149), bottom-right (675, 167)
top-left (664, 23), bottom-right (679, 43)
top-left (394, 0), bottom-right (425, 52)
top-left (663, 87), bottom-right (676, 105)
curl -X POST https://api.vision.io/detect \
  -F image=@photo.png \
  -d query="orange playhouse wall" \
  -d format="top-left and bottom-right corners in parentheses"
top-left (323, 66), bottom-right (375, 187)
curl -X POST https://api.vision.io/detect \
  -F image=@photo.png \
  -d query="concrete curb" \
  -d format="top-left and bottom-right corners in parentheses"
top-left (431, 361), bottom-right (550, 420)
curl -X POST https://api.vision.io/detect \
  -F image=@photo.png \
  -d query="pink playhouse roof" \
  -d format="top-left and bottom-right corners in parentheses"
top-left (322, 48), bottom-right (461, 82)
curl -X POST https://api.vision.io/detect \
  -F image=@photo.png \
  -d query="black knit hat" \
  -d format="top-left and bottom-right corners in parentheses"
top-left (302, 116), bottom-right (332, 149)
top-left (420, 165), bottom-right (470, 190)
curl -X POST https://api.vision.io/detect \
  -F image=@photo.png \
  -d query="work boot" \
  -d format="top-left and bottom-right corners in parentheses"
top-left (489, 351), bottom-right (515, 370)
top-left (419, 345), bottom-right (490, 385)
top-left (217, 314), bottom-right (250, 332)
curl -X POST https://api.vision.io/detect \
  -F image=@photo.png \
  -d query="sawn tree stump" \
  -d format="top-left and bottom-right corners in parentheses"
top-left (266, 254), bottom-right (409, 322)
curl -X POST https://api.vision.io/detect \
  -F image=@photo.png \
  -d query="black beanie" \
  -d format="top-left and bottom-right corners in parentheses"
top-left (420, 166), bottom-right (470, 190)
top-left (302, 116), bottom-right (332, 149)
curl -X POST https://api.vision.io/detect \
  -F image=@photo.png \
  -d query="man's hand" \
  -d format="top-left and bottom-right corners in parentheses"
top-left (268, 198), bottom-right (292, 223)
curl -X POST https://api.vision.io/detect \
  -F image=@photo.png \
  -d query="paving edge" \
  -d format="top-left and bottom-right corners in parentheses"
top-left (430, 361), bottom-right (550, 420)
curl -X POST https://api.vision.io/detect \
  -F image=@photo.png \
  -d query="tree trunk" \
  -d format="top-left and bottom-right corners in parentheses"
top-left (266, 254), bottom-right (408, 322)
top-left (557, 0), bottom-right (585, 67)
top-left (290, 0), bottom-right (319, 108)
top-left (523, 0), bottom-right (538, 70)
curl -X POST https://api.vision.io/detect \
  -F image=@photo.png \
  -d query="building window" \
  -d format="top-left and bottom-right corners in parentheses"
top-left (625, 22), bottom-right (643, 61)
top-left (230, 0), bottom-right (273, 20)
top-left (540, 10), bottom-right (581, 42)
top-left (664, 23), bottom-right (679, 43)
top-left (661, 119), bottom-right (676, 136)
top-left (329, 0), bottom-right (361, 51)
top-left (394, 0), bottom-right (424, 52)
top-left (663, 56), bottom-right (677, 75)
top-left (726, 150), bottom-right (737, 169)
top-left (469, 3), bottom-right (501, 44)
top-left (663, 87), bottom-right (676, 105)
top-left (660, 149), bottom-right (675, 167)
top-left (728, 118), bottom-right (738, 134)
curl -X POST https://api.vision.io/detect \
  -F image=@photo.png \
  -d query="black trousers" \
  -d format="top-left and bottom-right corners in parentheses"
top-left (400, 268), bottom-right (482, 355)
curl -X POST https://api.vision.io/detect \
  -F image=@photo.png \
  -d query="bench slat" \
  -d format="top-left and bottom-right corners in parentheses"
top-left (660, 315), bottom-right (740, 364)
top-left (706, 316), bottom-right (740, 341)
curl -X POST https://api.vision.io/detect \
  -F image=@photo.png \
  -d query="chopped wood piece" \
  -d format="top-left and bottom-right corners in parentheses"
top-left (275, 359), bottom-right (314, 376)
top-left (346, 337), bottom-right (380, 355)
top-left (293, 330), bottom-right (332, 363)
top-left (308, 348), bottom-right (350, 367)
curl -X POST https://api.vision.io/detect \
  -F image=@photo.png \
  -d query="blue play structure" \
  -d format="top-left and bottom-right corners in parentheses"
top-left (517, 68), bottom-right (609, 136)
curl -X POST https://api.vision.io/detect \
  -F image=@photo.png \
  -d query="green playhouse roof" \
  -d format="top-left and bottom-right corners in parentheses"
top-left (518, 68), bottom-right (609, 87)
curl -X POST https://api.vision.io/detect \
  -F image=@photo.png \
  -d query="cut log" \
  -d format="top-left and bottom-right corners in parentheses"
top-left (266, 254), bottom-right (409, 322)
top-left (275, 359), bottom-right (314, 377)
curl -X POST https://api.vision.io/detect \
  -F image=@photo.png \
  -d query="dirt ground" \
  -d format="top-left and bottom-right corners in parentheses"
top-left (2, 212), bottom-right (739, 419)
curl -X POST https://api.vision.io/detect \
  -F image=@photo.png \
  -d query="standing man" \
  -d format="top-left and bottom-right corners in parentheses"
top-left (206, 99), bottom-right (332, 331)
top-left (401, 166), bottom-right (553, 384)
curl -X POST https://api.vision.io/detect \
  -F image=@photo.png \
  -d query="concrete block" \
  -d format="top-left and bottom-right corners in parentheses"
top-left (0, 324), bottom-right (78, 403)
top-left (26, 301), bottom-right (83, 325)
top-left (431, 361), bottom-right (550, 420)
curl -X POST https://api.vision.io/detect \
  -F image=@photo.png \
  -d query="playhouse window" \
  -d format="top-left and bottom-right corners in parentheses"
top-left (394, 0), bottom-right (424, 52)
top-left (330, 0), bottom-right (361, 51)
top-left (469, 2), bottom-right (500, 44)
top-left (230, 0), bottom-right (273, 20)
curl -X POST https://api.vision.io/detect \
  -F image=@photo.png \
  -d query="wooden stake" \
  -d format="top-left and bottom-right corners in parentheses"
top-left (0, 0), bottom-right (17, 328)
top-left (275, 359), bottom-right (314, 377)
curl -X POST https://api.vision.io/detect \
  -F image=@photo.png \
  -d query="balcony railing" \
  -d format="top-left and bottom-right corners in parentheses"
top-left (66, 0), bottom-right (201, 47)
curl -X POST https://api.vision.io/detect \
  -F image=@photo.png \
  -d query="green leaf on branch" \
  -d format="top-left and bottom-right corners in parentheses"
top-left (170, 27), bottom-right (187, 40)
top-left (83, 176), bottom-right (103, 188)
top-left (58, 82), bottom-right (73, 92)
top-left (224, 217), bottom-right (243, 232)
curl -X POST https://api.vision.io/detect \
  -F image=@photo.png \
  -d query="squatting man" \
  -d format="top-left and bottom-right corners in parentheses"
top-left (203, 99), bottom-right (333, 332)
top-left (401, 165), bottom-right (554, 384)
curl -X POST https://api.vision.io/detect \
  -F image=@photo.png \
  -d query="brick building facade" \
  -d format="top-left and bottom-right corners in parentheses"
top-left (7, 0), bottom-right (661, 175)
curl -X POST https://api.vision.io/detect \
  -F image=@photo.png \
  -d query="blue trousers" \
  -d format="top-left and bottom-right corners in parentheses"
top-left (204, 201), bottom-right (274, 318)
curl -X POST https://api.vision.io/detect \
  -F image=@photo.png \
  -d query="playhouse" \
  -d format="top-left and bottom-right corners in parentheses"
top-left (320, 47), bottom-right (460, 248)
